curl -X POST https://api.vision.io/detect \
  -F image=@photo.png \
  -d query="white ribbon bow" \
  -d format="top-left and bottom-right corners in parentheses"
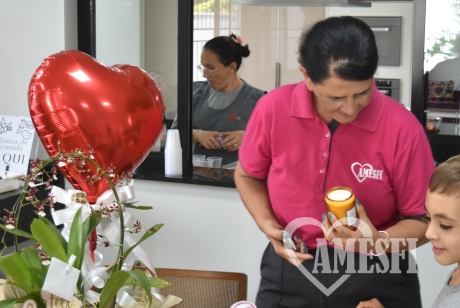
top-left (50, 185), bottom-right (164, 307)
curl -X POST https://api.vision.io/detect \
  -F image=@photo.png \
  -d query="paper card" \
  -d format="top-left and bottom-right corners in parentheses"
top-left (42, 257), bottom-right (80, 302)
top-left (0, 115), bottom-right (36, 175)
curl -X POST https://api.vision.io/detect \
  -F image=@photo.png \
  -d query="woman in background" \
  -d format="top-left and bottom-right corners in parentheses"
top-left (173, 34), bottom-right (265, 166)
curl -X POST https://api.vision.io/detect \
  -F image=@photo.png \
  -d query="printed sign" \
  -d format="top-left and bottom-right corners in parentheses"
top-left (0, 115), bottom-right (36, 175)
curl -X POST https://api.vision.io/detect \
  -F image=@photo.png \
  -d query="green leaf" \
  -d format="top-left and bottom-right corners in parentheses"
top-left (126, 269), bottom-right (152, 306)
top-left (122, 224), bottom-right (163, 260)
top-left (28, 267), bottom-right (47, 278)
top-left (123, 202), bottom-right (153, 210)
top-left (125, 276), bottom-right (171, 289)
top-left (0, 225), bottom-right (34, 239)
top-left (82, 212), bottom-right (102, 242)
top-left (148, 277), bottom-right (171, 288)
top-left (31, 219), bottom-right (67, 262)
top-left (20, 248), bottom-right (46, 288)
top-left (66, 207), bottom-right (83, 270)
top-left (75, 212), bottom-right (102, 274)
top-left (104, 264), bottom-right (116, 277)
top-left (0, 253), bottom-right (33, 293)
top-left (98, 270), bottom-right (131, 308)
top-left (0, 299), bottom-right (17, 308)
top-left (15, 293), bottom-right (46, 308)
top-left (38, 216), bottom-right (67, 250)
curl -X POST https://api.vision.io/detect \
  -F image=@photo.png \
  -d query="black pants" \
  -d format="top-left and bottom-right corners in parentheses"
top-left (256, 244), bottom-right (422, 308)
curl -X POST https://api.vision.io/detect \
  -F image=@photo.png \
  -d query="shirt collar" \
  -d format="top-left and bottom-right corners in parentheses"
top-left (291, 80), bottom-right (384, 132)
top-left (291, 81), bottom-right (316, 119)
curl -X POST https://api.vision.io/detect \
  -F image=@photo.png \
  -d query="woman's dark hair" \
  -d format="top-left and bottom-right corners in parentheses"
top-left (298, 16), bottom-right (379, 84)
top-left (203, 33), bottom-right (250, 71)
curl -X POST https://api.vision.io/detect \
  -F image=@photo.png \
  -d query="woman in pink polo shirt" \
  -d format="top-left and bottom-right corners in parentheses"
top-left (235, 16), bottom-right (435, 307)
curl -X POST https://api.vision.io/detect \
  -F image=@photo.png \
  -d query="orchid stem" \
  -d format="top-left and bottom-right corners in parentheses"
top-left (12, 157), bottom-right (54, 253)
top-left (78, 154), bottom-right (125, 271)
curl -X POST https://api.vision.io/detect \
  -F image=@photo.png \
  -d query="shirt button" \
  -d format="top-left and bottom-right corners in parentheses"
top-left (320, 169), bottom-right (325, 173)
top-left (323, 152), bottom-right (328, 158)
top-left (326, 133), bottom-right (330, 138)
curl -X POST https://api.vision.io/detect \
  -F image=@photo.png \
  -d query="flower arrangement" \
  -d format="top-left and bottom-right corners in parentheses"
top-left (0, 149), bottom-right (181, 308)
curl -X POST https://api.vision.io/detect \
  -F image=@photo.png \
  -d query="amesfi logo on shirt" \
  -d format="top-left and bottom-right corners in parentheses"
top-left (351, 162), bottom-right (383, 182)
top-left (228, 113), bottom-right (241, 121)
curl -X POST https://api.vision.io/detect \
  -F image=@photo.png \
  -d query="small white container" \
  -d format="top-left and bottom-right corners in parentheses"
top-left (207, 157), bottom-right (223, 168)
top-left (192, 154), bottom-right (206, 166)
top-left (197, 158), bottom-right (213, 168)
top-left (0, 172), bottom-right (22, 193)
top-left (164, 129), bottom-right (182, 176)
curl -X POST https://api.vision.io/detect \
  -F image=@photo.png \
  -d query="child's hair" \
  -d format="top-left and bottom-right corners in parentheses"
top-left (429, 154), bottom-right (460, 198)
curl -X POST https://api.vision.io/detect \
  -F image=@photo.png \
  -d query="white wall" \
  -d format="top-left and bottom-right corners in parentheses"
top-left (144, 0), bottom-right (178, 118)
top-left (126, 180), bottom-right (268, 302)
top-left (96, 0), bottom-right (145, 68)
top-left (0, 0), bottom-right (77, 117)
top-left (95, 0), bottom-right (178, 118)
top-left (0, 0), bottom-right (77, 160)
top-left (327, 3), bottom-right (414, 108)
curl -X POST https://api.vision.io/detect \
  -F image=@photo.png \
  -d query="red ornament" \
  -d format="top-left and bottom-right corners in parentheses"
top-left (28, 51), bottom-right (164, 203)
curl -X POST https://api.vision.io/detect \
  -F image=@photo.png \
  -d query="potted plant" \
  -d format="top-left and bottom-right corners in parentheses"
top-left (0, 150), bottom-right (181, 308)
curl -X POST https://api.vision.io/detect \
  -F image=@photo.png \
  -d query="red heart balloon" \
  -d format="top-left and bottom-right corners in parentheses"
top-left (28, 50), bottom-right (165, 204)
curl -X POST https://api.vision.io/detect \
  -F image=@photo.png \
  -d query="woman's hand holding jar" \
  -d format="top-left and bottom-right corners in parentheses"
top-left (322, 200), bottom-right (390, 255)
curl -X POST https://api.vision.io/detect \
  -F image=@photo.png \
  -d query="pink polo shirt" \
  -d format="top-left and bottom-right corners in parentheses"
top-left (239, 81), bottom-right (435, 248)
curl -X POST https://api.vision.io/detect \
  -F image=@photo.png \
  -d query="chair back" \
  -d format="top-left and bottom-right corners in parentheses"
top-left (157, 268), bottom-right (248, 308)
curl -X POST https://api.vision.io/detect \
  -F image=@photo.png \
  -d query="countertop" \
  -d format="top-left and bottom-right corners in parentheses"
top-left (133, 152), bottom-right (236, 188)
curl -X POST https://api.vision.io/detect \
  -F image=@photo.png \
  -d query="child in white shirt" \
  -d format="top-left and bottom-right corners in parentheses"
top-left (357, 155), bottom-right (460, 308)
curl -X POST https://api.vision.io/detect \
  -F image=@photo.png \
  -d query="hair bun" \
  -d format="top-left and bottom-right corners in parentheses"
top-left (230, 33), bottom-right (244, 45)
top-left (241, 44), bottom-right (250, 58)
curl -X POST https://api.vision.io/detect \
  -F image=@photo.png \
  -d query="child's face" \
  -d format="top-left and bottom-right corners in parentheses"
top-left (425, 190), bottom-right (460, 266)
